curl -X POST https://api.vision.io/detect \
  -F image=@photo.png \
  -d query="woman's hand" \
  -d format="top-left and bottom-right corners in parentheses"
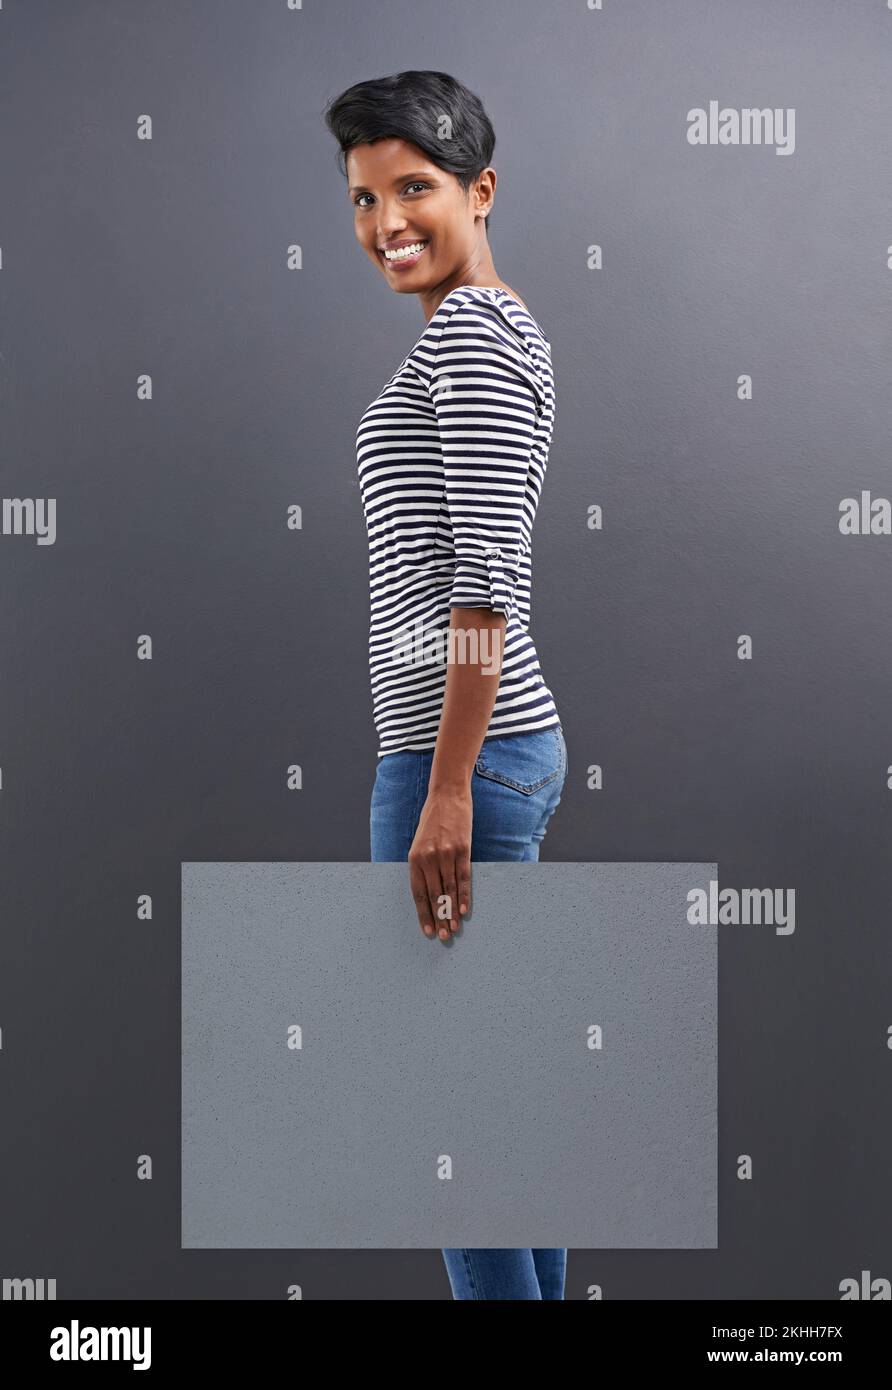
top-left (408, 784), bottom-right (472, 942)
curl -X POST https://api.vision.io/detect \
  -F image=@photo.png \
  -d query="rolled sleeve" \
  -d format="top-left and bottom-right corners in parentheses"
top-left (426, 302), bottom-right (542, 618)
top-left (450, 543), bottom-right (517, 613)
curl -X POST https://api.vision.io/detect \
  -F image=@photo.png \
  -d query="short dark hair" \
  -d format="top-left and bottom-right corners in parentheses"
top-left (323, 69), bottom-right (496, 232)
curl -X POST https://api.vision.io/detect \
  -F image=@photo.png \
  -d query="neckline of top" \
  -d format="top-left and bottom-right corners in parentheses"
top-left (450, 283), bottom-right (529, 312)
top-left (417, 284), bottom-right (550, 350)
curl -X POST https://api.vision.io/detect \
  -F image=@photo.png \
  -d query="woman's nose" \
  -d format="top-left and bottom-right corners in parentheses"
top-left (378, 221), bottom-right (407, 242)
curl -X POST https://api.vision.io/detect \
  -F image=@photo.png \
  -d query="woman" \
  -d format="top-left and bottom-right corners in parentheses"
top-left (324, 70), bottom-right (567, 1301)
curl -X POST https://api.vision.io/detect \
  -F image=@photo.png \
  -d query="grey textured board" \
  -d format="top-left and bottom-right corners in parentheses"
top-left (181, 862), bottom-right (717, 1249)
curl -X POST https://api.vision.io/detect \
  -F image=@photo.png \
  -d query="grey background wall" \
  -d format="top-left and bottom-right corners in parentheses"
top-left (1, 0), bottom-right (890, 1299)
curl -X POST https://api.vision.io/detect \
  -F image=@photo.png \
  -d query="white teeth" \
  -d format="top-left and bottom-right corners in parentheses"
top-left (383, 240), bottom-right (428, 261)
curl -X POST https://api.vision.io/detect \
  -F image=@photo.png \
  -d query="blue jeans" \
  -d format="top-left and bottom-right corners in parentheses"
top-left (370, 722), bottom-right (568, 1300)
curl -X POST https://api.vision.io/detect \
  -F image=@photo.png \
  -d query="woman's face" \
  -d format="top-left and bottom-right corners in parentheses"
top-left (346, 137), bottom-right (492, 292)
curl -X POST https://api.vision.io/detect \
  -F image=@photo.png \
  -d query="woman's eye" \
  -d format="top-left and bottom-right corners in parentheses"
top-left (354, 182), bottom-right (430, 209)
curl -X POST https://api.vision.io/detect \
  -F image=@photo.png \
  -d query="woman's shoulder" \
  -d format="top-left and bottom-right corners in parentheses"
top-left (434, 284), bottom-right (542, 332)
top-left (409, 285), bottom-right (550, 396)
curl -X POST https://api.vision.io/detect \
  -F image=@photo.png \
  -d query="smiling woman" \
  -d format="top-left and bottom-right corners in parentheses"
top-left (321, 70), bottom-right (567, 1303)
top-left (324, 69), bottom-right (511, 321)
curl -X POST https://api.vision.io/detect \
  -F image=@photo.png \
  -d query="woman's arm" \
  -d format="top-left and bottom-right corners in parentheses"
top-left (408, 607), bottom-right (506, 941)
top-left (408, 296), bottom-right (542, 942)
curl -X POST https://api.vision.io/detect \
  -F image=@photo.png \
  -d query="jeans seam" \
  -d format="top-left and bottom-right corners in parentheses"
top-left (460, 1248), bottom-right (480, 1299)
top-left (474, 764), bottom-right (561, 795)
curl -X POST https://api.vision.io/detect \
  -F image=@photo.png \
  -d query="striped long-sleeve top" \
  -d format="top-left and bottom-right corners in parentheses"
top-left (356, 284), bottom-right (561, 758)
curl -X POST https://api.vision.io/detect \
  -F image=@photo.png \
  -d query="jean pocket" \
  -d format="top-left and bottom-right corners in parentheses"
top-left (474, 724), bottom-right (565, 795)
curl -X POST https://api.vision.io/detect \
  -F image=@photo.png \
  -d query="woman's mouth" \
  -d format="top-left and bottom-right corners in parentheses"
top-left (380, 239), bottom-right (429, 271)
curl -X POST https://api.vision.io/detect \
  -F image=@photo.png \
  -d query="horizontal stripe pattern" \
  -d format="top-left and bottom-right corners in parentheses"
top-left (356, 285), bottom-right (561, 757)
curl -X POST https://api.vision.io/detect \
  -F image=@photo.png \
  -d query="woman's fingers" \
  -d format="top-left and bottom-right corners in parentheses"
top-left (409, 842), bottom-right (471, 942)
top-left (405, 788), bottom-right (473, 943)
top-left (409, 854), bottom-right (440, 940)
top-left (442, 848), bottom-right (471, 936)
top-left (456, 849), bottom-right (471, 922)
top-left (432, 852), bottom-right (456, 940)
top-left (409, 852), bottom-right (464, 942)
top-left (440, 859), bottom-right (460, 937)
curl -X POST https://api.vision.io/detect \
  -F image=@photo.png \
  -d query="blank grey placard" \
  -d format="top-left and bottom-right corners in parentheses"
top-left (181, 862), bottom-right (717, 1248)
